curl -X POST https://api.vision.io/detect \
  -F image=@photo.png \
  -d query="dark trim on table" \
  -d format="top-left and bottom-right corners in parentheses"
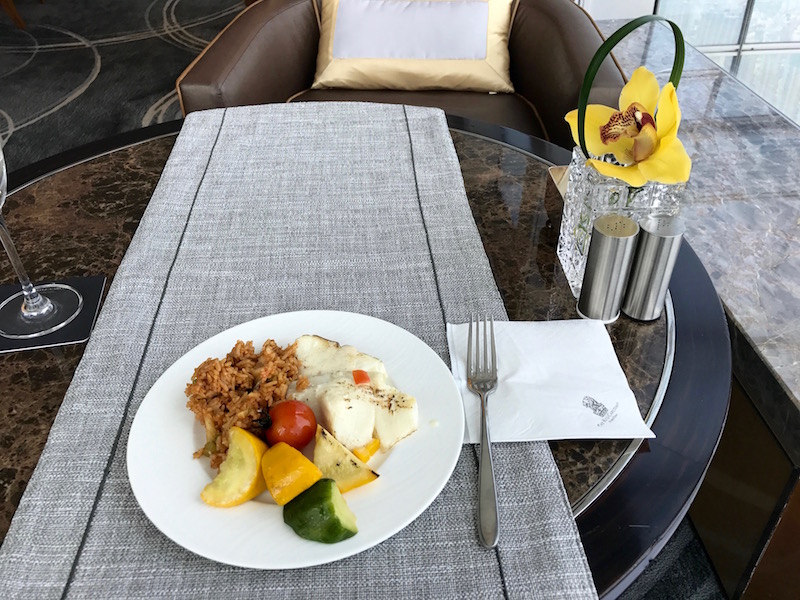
top-left (445, 114), bottom-right (572, 165)
top-left (7, 121), bottom-right (184, 194)
top-left (6, 114), bottom-right (731, 600)
top-left (9, 117), bottom-right (567, 194)
top-left (582, 243), bottom-right (731, 598)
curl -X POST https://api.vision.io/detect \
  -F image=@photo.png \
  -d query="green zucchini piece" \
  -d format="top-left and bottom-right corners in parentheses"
top-left (283, 478), bottom-right (358, 543)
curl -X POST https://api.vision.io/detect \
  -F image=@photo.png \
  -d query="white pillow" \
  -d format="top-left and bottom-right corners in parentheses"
top-left (313, 0), bottom-right (515, 92)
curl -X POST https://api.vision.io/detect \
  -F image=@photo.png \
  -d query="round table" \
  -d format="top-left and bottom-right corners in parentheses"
top-left (0, 116), bottom-right (731, 598)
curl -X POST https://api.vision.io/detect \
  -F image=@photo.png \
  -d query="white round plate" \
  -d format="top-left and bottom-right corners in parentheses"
top-left (127, 310), bottom-right (464, 569)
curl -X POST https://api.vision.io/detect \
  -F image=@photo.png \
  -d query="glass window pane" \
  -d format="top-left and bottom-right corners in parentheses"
top-left (746, 0), bottom-right (800, 43)
top-left (736, 51), bottom-right (800, 124)
top-left (657, 0), bottom-right (749, 46)
top-left (706, 53), bottom-right (737, 72)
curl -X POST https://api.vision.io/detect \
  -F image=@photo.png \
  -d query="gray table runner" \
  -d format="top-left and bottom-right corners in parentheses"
top-left (0, 103), bottom-right (597, 599)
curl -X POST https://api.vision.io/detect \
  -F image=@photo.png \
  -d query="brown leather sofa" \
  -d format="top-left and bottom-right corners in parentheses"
top-left (176, 0), bottom-right (626, 150)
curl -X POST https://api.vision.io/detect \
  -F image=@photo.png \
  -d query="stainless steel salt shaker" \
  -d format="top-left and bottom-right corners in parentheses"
top-left (577, 214), bottom-right (639, 323)
top-left (622, 215), bottom-right (684, 321)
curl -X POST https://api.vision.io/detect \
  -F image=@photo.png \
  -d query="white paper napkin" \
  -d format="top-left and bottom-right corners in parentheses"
top-left (447, 320), bottom-right (655, 443)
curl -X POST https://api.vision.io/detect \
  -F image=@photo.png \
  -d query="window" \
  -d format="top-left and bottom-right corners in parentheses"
top-left (656, 0), bottom-right (800, 124)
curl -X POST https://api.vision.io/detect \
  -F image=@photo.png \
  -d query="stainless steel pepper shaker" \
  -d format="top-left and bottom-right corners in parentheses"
top-left (622, 215), bottom-right (684, 321)
top-left (577, 214), bottom-right (639, 323)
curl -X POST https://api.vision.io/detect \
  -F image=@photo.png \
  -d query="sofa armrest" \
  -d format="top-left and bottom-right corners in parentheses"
top-left (177, 0), bottom-right (321, 115)
top-left (509, 0), bottom-right (625, 150)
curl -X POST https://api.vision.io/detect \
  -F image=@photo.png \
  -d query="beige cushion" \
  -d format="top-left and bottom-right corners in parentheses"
top-left (312, 0), bottom-right (515, 92)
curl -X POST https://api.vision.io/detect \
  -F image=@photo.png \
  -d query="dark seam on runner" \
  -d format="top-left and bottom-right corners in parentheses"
top-left (401, 105), bottom-right (447, 329)
top-left (60, 109), bottom-right (229, 599)
top-left (496, 490), bottom-right (511, 600)
top-left (403, 105), bottom-right (509, 599)
top-left (470, 444), bottom-right (510, 600)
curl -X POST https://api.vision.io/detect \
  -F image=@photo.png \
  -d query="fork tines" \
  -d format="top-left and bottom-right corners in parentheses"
top-left (467, 316), bottom-right (497, 384)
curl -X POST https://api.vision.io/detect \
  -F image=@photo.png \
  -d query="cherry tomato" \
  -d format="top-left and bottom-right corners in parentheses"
top-left (264, 400), bottom-right (316, 449)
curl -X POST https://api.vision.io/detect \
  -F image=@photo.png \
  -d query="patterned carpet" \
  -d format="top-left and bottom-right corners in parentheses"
top-left (0, 0), bottom-right (241, 170)
top-left (619, 519), bottom-right (726, 600)
top-left (0, 2), bottom-right (726, 598)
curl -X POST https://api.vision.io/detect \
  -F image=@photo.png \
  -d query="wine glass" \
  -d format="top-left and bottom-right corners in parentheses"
top-left (0, 142), bottom-right (83, 339)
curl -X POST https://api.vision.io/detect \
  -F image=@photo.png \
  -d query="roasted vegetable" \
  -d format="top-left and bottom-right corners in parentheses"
top-left (261, 441), bottom-right (322, 505)
top-left (283, 478), bottom-right (358, 543)
top-left (200, 427), bottom-right (268, 507)
top-left (351, 437), bottom-right (380, 463)
top-left (313, 425), bottom-right (378, 493)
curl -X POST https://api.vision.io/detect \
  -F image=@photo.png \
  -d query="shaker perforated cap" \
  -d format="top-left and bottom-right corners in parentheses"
top-left (593, 214), bottom-right (640, 238)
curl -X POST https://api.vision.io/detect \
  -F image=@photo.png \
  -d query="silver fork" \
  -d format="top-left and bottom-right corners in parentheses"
top-left (467, 315), bottom-right (499, 548)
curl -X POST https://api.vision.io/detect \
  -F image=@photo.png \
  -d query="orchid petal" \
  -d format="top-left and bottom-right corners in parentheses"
top-left (600, 103), bottom-right (645, 143)
top-left (597, 104), bottom-right (647, 164)
top-left (637, 136), bottom-right (692, 184)
top-left (619, 67), bottom-right (659, 115)
top-left (608, 137), bottom-right (636, 166)
top-left (586, 159), bottom-right (649, 188)
top-left (655, 83), bottom-right (681, 141)
top-left (632, 123), bottom-right (658, 162)
top-left (565, 104), bottom-right (618, 157)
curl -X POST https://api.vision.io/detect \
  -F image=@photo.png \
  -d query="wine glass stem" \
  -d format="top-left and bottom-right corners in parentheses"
top-left (0, 214), bottom-right (52, 317)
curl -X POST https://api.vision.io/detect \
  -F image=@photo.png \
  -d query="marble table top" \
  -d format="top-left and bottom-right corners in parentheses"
top-left (599, 20), bottom-right (800, 464)
top-left (0, 127), bottom-right (674, 551)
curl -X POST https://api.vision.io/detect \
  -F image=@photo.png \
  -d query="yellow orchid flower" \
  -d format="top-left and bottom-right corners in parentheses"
top-left (565, 67), bottom-right (692, 187)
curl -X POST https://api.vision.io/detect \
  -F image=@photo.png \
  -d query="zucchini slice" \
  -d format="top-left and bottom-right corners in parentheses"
top-left (283, 478), bottom-right (358, 543)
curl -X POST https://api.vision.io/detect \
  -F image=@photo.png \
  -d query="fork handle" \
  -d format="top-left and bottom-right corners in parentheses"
top-left (478, 392), bottom-right (499, 548)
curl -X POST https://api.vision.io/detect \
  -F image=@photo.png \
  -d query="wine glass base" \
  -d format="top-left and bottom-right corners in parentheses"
top-left (0, 283), bottom-right (84, 339)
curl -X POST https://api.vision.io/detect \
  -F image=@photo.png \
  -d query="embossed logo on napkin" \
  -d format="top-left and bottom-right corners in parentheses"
top-left (583, 396), bottom-right (619, 427)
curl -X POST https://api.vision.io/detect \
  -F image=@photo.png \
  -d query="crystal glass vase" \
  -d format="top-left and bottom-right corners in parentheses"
top-left (556, 147), bottom-right (685, 297)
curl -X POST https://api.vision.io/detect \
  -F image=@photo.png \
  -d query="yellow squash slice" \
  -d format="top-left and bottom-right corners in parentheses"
top-left (201, 427), bottom-right (268, 508)
top-left (261, 442), bottom-right (323, 506)
top-left (313, 425), bottom-right (379, 493)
